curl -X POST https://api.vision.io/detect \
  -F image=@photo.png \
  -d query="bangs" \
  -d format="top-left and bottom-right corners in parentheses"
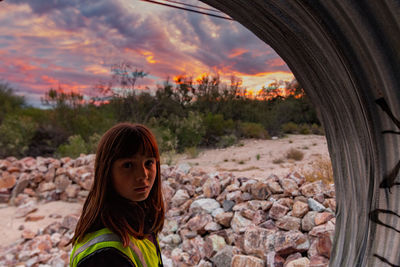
top-left (112, 127), bottom-right (158, 160)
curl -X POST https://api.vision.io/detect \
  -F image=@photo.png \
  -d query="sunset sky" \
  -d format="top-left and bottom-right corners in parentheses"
top-left (0, 0), bottom-right (293, 107)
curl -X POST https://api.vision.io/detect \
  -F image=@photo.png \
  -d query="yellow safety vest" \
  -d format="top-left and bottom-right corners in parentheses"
top-left (69, 228), bottom-right (162, 267)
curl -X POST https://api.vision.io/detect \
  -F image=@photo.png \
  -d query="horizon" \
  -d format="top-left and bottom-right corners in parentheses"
top-left (0, 0), bottom-right (294, 108)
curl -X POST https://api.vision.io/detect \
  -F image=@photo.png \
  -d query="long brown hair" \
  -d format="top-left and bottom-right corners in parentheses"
top-left (70, 123), bottom-right (165, 247)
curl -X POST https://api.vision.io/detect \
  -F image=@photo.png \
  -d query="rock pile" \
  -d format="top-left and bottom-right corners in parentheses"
top-left (0, 156), bottom-right (336, 267)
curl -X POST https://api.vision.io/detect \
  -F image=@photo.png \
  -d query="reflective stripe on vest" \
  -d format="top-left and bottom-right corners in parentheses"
top-left (70, 229), bottom-right (158, 267)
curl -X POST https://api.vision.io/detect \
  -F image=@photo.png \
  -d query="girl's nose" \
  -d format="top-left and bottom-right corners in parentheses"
top-left (134, 165), bottom-right (148, 180)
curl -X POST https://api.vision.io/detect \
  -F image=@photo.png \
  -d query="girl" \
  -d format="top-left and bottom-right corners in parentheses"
top-left (69, 123), bottom-right (165, 267)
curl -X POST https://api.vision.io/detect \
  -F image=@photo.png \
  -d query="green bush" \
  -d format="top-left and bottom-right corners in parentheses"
top-left (238, 122), bottom-right (269, 139)
top-left (150, 124), bottom-right (178, 153)
top-left (203, 113), bottom-right (235, 138)
top-left (0, 115), bottom-right (38, 158)
top-left (311, 123), bottom-right (325, 135)
top-left (217, 134), bottom-right (238, 148)
top-left (299, 124), bottom-right (311, 135)
top-left (281, 122), bottom-right (299, 134)
top-left (175, 112), bottom-right (205, 151)
top-left (86, 133), bottom-right (102, 154)
top-left (57, 135), bottom-right (87, 158)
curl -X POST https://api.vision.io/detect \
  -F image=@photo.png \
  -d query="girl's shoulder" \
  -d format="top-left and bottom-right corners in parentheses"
top-left (77, 247), bottom-right (135, 267)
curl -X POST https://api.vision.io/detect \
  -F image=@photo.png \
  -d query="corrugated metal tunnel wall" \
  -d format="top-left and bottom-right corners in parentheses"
top-left (200, 1), bottom-right (400, 266)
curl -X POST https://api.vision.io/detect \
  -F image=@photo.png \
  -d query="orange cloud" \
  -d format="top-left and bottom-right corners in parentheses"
top-left (228, 48), bottom-right (247, 58)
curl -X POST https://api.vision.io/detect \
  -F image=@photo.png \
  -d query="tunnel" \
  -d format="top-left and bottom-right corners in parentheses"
top-left (199, 1), bottom-right (400, 266)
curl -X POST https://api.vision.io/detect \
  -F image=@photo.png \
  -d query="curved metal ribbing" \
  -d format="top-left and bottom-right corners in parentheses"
top-left (200, 1), bottom-right (400, 266)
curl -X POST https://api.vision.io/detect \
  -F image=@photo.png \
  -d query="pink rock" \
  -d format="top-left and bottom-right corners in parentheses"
top-left (31, 234), bottom-right (52, 253)
top-left (0, 174), bottom-right (16, 189)
top-left (38, 182), bottom-right (56, 192)
top-left (61, 214), bottom-right (79, 231)
top-left (65, 184), bottom-right (81, 198)
top-left (226, 191), bottom-right (244, 203)
top-left (286, 172), bottom-right (306, 186)
top-left (248, 200), bottom-right (272, 211)
top-left (300, 181), bottom-right (325, 197)
top-left (0, 160), bottom-right (11, 170)
top-left (313, 193), bottom-right (325, 203)
top-left (203, 178), bottom-right (221, 198)
top-left (21, 229), bottom-right (36, 239)
top-left (323, 199), bottom-right (336, 212)
top-left (54, 174), bottom-right (71, 193)
top-left (232, 255), bottom-right (265, 267)
top-left (171, 189), bottom-right (190, 207)
top-left (292, 201), bottom-right (309, 218)
top-left (265, 251), bottom-right (285, 267)
top-left (15, 201), bottom-right (37, 218)
top-left (309, 222), bottom-right (335, 237)
top-left (285, 257), bottom-right (310, 267)
top-left (215, 212), bottom-right (234, 227)
top-left (267, 181), bottom-right (283, 194)
top-left (314, 212), bottom-right (334, 226)
top-left (274, 231), bottom-right (310, 256)
top-left (251, 181), bottom-right (271, 200)
top-left (323, 184), bottom-right (335, 198)
top-left (317, 233), bottom-right (332, 258)
top-left (187, 214), bottom-right (213, 234)
top-left (301, 211), bottom-right (318, 232)
top-left (244, 226), bottom-right (275, 258)
top-left (280, 178), bottom-right (300, 196)
top-left (277, 198), bottom-right (294, 209)
top-left (240, 208), bottom-right (255, 220)
top-left (252, 210), bottom-right (268, 225)
top-left (276, 215), bottom-right (301, 231)
top-left (205, 234), bottom-right (227, 254)
top-left (307, 238), bottom-right (319, 258)
top-left (269, 202), bottom-right (289, 220)
top-left (309, 255), bottom-right (329, 267)
top-left (231, 212), bottom-right (253, 233)
top-left (284, 252), bottom-right (302, 265)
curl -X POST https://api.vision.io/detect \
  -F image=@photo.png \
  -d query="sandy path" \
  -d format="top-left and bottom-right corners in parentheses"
top-left (0, 201), bottom-right (82, 248)
top-left (176, 134), bottom-right (330, 178)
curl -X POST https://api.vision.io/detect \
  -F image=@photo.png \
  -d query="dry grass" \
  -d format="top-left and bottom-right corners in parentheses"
top-left (218, 166), bottom-right (260, 172)
top-left (286, 148), bottom-right (304, 161)
top-left (272, 158), bottom-right (285, 164)
top-left (301, 157), bottom-right (334, 184)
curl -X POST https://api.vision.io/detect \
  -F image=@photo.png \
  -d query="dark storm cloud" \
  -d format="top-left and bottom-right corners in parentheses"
top-left (11, 0), bottom-right (80, 15)
top-left (164, 9), bottom-right (289, 75)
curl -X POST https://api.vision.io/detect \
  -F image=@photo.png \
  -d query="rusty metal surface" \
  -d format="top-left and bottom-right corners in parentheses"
top-left (200, 1), bottom-right (400, 266)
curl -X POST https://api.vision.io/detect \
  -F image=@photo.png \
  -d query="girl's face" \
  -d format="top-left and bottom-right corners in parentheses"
top-left (111, 152), bottom-right (157, 202)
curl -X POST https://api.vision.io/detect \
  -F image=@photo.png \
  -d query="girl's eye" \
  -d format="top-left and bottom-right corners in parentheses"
top-left (122, 162), bottom-right (133, 168)
top-left (145, 160), bottom-right (155, 167)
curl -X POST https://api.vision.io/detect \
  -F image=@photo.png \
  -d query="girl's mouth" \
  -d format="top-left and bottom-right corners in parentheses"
top-left (134, 186), bottom-right (149, 192)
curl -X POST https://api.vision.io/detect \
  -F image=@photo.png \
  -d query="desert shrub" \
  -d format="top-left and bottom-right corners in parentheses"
top-left (150, 124), bottom-right (178, 153)
top-left (286, 148), bottom-right (304, 161)
top-left (299, 124), bottom-right (311, 134)
top-left (57, 135), bottom-right (87, 158)
top-left (217, 134), bottom-right (238, 148)
top-left (281, 122), bottom-right (299, 134)
top-left (160, 150), bottom-right (177, 166)
top-left (239, 122), bottom-right (269, 139)
top-left (175, 111), bottom-right (205, 151)
top-left (184, 146), bottom-right (199, 158)
top-left (86, 133), bottom-right (102, 154)
top-left (311, 123), bottom-right (325, 135)
top-left (203, 113), bottom-right (235, 144)
top-left (272, 158), bottom-right (285, 164)
top-left (27, 124), bottom-right (69, 157)
top-left (0, 115), bottom-right (38, 158)
top-left (301, 157), bottom-right (333, 184)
